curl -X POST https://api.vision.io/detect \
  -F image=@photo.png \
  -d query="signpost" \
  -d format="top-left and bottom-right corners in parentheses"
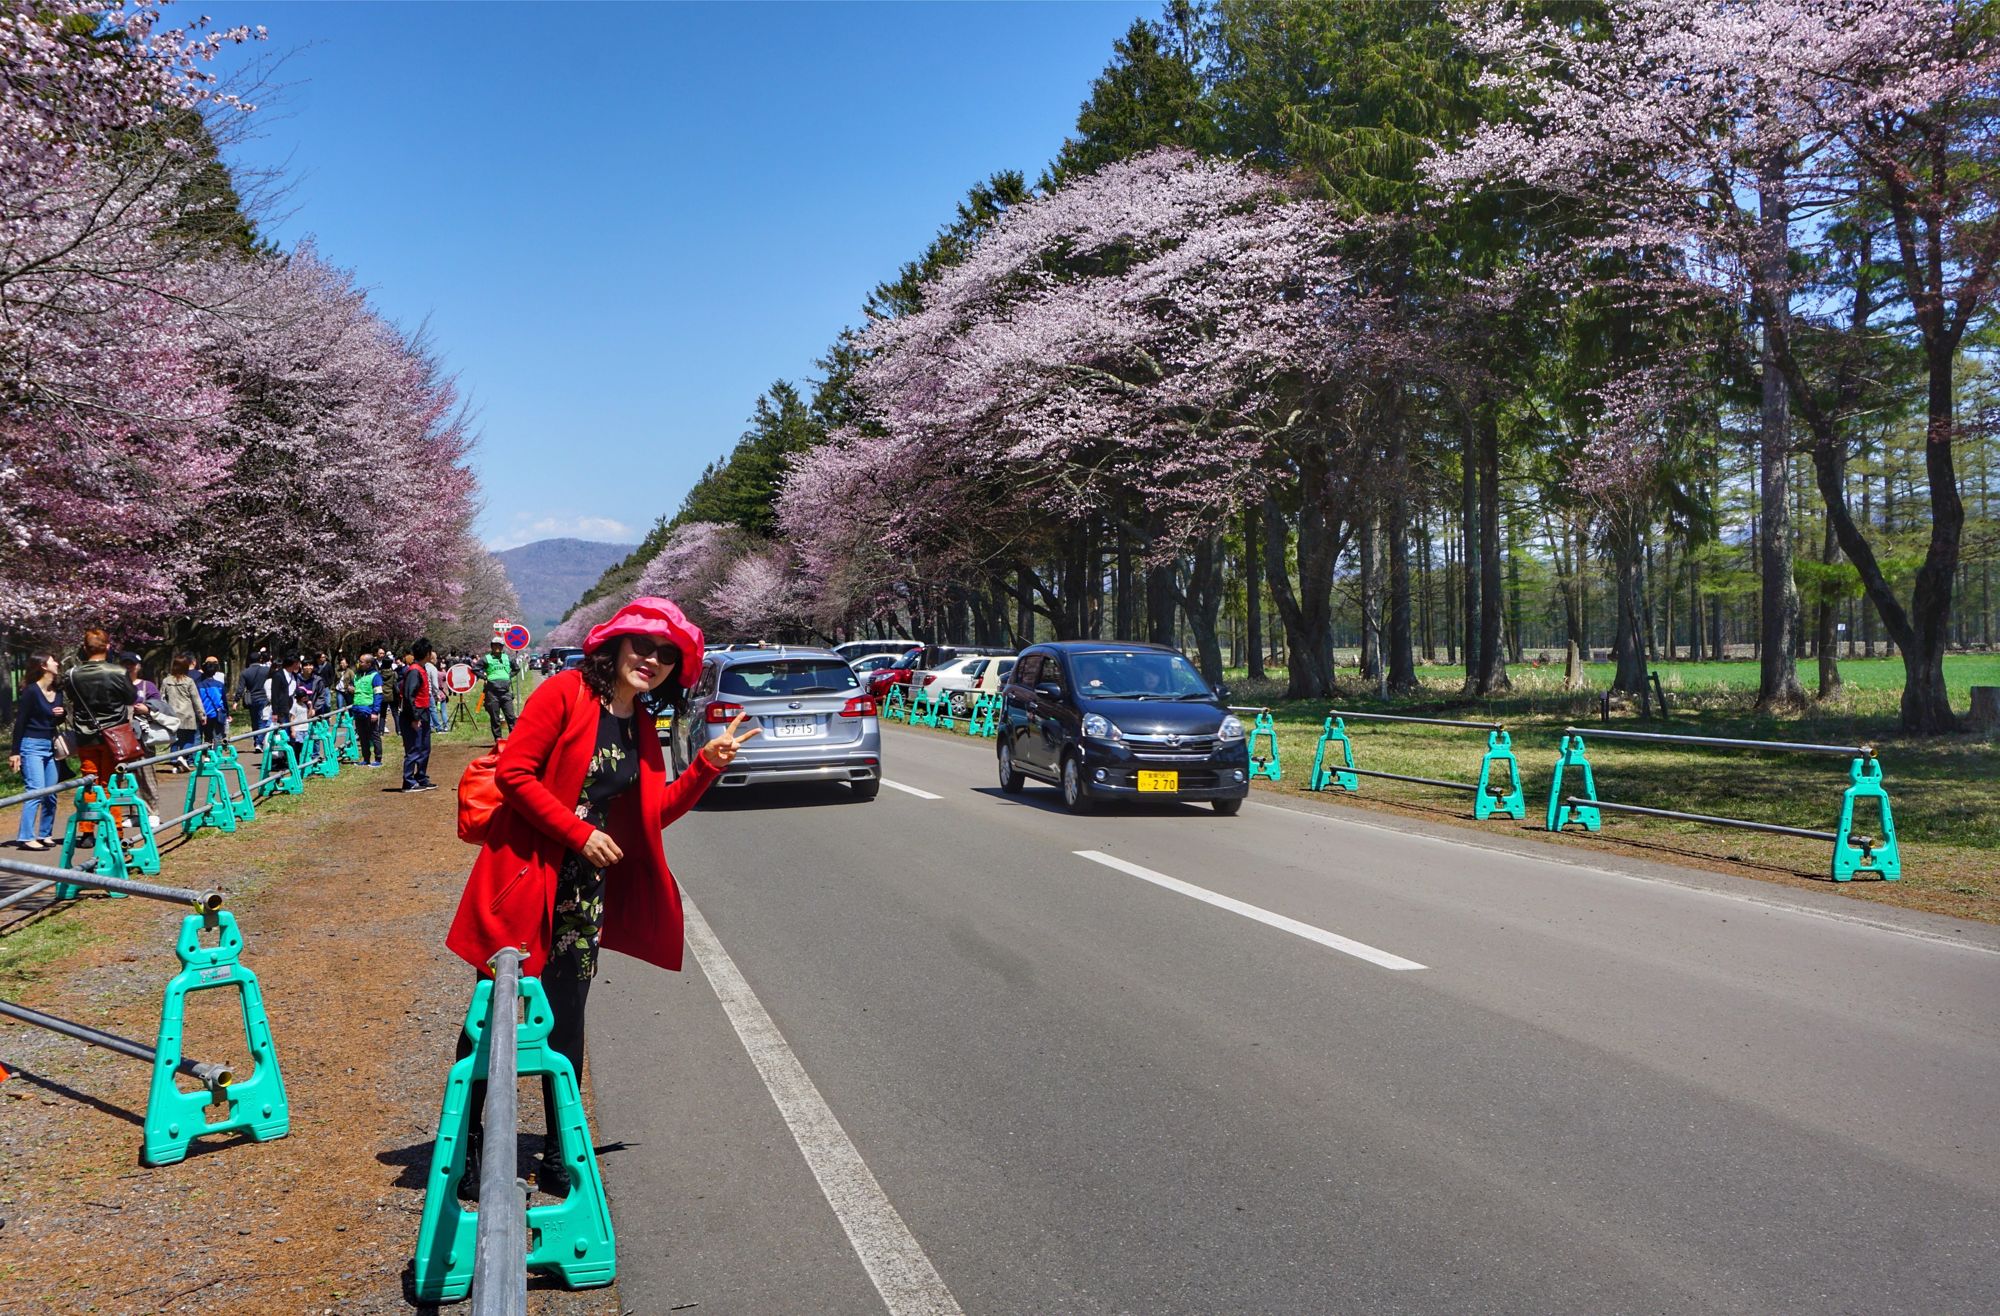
top-left (503, 624), bottom-right (531, 652)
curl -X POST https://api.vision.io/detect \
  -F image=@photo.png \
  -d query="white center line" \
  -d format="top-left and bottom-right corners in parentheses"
top-left (681, 890), bottom-right (965, 1316)
top-left (880, 778), bottom-right (942, 800)
top-left (1073, 849), bottom-right (1427, 972)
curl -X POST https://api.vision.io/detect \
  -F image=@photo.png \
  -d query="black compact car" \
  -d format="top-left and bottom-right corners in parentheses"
top-left (996, 642), bottom-right (1251, 815)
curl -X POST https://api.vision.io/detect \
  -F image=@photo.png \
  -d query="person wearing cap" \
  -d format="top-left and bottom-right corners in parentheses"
top-left (444, 596), bottom-right (757, 1197)
top-left (480, 637), bottom-right (519, 744)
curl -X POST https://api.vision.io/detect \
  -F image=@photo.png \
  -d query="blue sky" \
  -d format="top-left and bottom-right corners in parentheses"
top-left (199, 1), bottom-right (1154, 549)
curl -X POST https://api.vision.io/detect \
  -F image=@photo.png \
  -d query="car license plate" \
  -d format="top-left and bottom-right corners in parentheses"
top-left (1137, 770), bottom-right (1178, 793)
top-left (773, 715), bottom-right (817, 738)
top-left (654, 713), bottom-right (674, 732)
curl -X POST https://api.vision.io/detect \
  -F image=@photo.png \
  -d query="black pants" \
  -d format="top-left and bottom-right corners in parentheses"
top-left (399, 709), bottom-right (432, 787)
top-left (461, 964), bottom-right (590, 1149)
top-left (485, 681), bottom-right (516, 739)
top-left (351, 709), bottom-right (381, 763)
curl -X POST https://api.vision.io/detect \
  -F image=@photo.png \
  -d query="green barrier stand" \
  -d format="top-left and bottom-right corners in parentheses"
top-left (214, 743), bottom-right (256, 822)
top-left (413, 974), bottom-right (617, 1302)
top-left (303, 719), bottom-right (340, 780)
top-left (335, 709), bottom-right (360, 763)
top-left (144, 908), bottom-right (289, 1166)
top-left (968, 694), bottom-right (1000, 738)
top-left (1545, 732), bottom-right (1600, 832)
top-left (1833, 756), bottom-right (1901, 881)
top-left (934, 696), bottom-right (958, 732)
top-left (882, 684), bottom-right (908, 723)
top-left (115, 769), bottom-right (162, 876)
top-left (1473, 730), bottom-right (1527, 821)
top-left (1308, 716), bottom-right (1357, 792)
top-left (181, 746), bottom-right (240, 839)
top-left (911, 688), bottom-right (938, 728)
top-left (258, 733), bottom-right (304, 798)
top-left (1248, 711), bottom-right (1281, 781)
top-left (55, 778), bottom-right (135, 898)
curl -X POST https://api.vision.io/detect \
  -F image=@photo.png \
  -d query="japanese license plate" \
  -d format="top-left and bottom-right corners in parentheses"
top-left (1137, 770), bottom-right (1179, 793)
top-left (654, 713), bottom-right (674, 732)
top-left (773, 715), bottom-right (817, 738)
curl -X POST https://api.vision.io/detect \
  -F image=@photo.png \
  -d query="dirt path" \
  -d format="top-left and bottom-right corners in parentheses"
top-left (0, 742), bottom-right (622, 1315)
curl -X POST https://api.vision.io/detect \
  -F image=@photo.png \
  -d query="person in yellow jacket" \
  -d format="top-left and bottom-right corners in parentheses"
top-left (479, 637), bottom-right (519, 744)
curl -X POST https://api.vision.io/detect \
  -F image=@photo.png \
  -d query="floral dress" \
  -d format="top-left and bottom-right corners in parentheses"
top-left (549, 706), bottom-right (639, 981)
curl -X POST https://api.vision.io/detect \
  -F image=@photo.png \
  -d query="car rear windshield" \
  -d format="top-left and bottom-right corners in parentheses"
top-left (1068, 650), bottom-right (1212, 699)
top-left (719, 659), bottom-right (860, 698)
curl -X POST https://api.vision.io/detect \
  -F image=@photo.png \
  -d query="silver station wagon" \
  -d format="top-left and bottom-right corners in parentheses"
top-left (671, 647), bottom-right (882, 800)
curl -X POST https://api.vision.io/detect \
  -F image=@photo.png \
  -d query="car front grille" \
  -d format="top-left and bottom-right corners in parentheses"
top-left (1123, 732), bottom-right (1217, 762)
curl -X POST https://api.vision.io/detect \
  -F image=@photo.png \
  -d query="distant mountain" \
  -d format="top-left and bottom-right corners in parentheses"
top-left (493, 538), bottom-right (637, 632)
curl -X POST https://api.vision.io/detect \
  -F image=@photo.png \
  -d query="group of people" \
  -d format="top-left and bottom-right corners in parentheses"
top-left (6, 628), bottom-right (529, 848)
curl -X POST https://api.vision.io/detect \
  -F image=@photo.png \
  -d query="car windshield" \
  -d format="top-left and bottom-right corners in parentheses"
top-left (1068, 650), bottom-right (1212, 699)
top-left (851, 654), bottom-right (898, 673)
top-left (719, 659), bottom-right (860, 697)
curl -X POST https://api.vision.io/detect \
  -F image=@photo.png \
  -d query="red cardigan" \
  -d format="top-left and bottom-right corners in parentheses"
top-left (446, 669), bottom-right (717, 976)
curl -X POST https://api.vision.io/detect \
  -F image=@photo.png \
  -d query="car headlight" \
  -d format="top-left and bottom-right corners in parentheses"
top-left (1081, 713), bottom-right (1123, 741)
top-left (1218, 715), bottom-right (1246, 741)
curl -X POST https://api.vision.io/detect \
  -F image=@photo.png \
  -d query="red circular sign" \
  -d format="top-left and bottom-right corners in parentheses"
top-left (445, 663), bottom-right (476, 694)
top-left (503, 624), bottom-right (531, 651)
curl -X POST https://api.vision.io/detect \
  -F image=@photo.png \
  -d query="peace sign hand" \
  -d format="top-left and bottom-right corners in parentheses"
top-left (701, 711), bottom-right (761, 769)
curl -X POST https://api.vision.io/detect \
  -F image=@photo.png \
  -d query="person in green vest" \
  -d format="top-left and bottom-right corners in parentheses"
top-left (480, 637), bottom-right (519, 743)
top-left (349, 655), bottom-right (385, 767)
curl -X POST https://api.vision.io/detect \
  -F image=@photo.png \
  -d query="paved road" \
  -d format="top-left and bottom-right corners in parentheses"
top-left (590, 723), bottom-right (2000, 1315)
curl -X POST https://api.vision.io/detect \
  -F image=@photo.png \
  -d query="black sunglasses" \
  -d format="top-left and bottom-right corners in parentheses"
top-left (623, 637), bottom-right (677, 664)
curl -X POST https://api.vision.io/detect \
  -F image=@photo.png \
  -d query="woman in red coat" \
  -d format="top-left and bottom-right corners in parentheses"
top-left (445, 596), bottom-right (757, 1195)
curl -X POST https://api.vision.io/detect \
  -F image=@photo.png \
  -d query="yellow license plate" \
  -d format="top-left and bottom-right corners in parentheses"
top-left (1137, 771), bottom-right (1179, 793)
top-left (654, 714), bottom-right (674, 731)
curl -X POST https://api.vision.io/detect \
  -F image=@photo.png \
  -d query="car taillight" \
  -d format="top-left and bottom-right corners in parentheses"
top-left (705, 701), bottom-right (744, 724)
top-left (840, 696), bottom-right (876, 717)
top-left (922, 673), bottom-right (937, 685)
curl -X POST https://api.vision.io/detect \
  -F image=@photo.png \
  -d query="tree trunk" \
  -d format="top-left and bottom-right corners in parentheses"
top-left (1389, 498), bottom-right (1417, 692)
top-left (1562, 524), bottom-right (1589, 690)
top-left (1178, 535), bottom-right (1227, 686)
top-left (1263, 487), bottom-right (1339, 700)
top-left (1474, 408), bottom-right (1509, 693)
top-left (1460, 412), bottom-right (1480, 691)
top-left (1358, 513), bottom-right (1381, 681)
top-left (1609, 519), bottom-right (1649, 694)
top-left (1755, 148), bottom-right (1807, 710)
top-left (1817, 501), bottom-right (1843, 700)
top-left (1244, 502), bottom-right (1265, 680)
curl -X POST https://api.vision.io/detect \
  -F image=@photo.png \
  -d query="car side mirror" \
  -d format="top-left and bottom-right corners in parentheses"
top-left (1035, 683), bottom-right (1061, 698)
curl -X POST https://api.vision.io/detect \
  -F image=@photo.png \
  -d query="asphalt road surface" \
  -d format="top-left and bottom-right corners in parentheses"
top-left (590, 723), bottom-right (2000, 1316)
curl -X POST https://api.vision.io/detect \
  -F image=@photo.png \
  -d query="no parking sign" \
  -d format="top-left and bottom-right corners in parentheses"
top-left (503, 624), bottom-right (531, 652)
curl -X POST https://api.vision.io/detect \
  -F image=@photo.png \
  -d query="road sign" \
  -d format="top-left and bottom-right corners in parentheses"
top-left (503, 624), bottom-right (531, 652)
top-left (445, 663), bottom-right (476, 695)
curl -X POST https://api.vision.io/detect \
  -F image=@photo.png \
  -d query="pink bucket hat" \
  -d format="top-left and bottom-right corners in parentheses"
top-left (583, 596), bottom-right (705, 687)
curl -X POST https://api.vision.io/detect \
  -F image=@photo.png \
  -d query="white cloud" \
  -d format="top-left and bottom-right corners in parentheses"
top-left (486, 513), bottom-right (637, 551)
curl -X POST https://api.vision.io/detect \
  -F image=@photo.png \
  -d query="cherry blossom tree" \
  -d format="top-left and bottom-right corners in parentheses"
top-left (632, 520), bottom-right (754, 632)
top-left (1432, 0), bottom-right (2000, 729)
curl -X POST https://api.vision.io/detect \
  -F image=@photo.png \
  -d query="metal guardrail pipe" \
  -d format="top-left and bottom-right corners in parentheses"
top-left (0, 879), bottom-right (55, 911)
top-left (471, 946), bottom-right (528, 1316)
top-left (0, 856), bottom-right (220, 909)
top-left (1561, 727), bottom-right (1872, 758)
top-left (1345, 765), bottom-right (1482, 792)
top-left (0, 999), bottom-right (233, 1086)
top-left (0, 773), bottom-right (98, 813)
top-left (1570, 797), bottom-right (1844, 843)
top-left (1334, 709), bottom-right (1504, 731)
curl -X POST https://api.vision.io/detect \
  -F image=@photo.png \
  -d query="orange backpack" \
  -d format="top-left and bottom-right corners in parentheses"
top-left (457, 750), bottom-right (505, 844)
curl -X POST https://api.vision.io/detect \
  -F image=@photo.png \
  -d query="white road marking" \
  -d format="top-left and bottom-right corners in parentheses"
top-left (880, 778), bottom-right (942, 800)
top-left (681, 891), bottom-right (965, 1316)
top-left (1073, 849), bottom-right (1427, 971)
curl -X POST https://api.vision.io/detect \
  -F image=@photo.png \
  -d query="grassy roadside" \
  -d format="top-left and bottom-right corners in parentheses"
top-left (897, 654), bottom-right (2000, 924)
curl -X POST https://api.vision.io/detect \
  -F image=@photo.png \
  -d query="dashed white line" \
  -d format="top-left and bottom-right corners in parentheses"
top-left (1073, 849), bottom-right (1427, 971)
top-left (682, 890), bottom-right (964, 1316)
top-left (880, 778), bottom-right (942, 800)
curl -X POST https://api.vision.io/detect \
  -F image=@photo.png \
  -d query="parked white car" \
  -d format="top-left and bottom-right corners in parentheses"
top-left (922, 655), bottom-right (1016, 716)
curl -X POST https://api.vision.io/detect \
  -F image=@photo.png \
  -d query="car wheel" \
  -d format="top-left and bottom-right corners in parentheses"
top-left (949, 692), bottom-right (970, 718)
top-left (850, 778), bottom-right (880, 802)
top-left (997, 743), bottom-right (1025, 794)
top-left (1061, 755), bottom-right (1093, 813)
top-left (1212, 797), bottom-right (1244, 816)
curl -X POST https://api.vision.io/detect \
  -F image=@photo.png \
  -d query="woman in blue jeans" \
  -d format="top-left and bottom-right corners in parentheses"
top-left (9, 653), bottom-right (66, 850)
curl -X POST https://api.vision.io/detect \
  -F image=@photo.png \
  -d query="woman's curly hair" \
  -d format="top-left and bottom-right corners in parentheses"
top-left (578, 642), bottom-right (690, 716)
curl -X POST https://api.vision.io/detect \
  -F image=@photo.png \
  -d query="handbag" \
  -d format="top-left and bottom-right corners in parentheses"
top-left (100, 719), bottom-right (144, 766)
top-left (50, 729), bottom-right (75, 760)
top-left (457, 749), bottom-right (505, 844)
